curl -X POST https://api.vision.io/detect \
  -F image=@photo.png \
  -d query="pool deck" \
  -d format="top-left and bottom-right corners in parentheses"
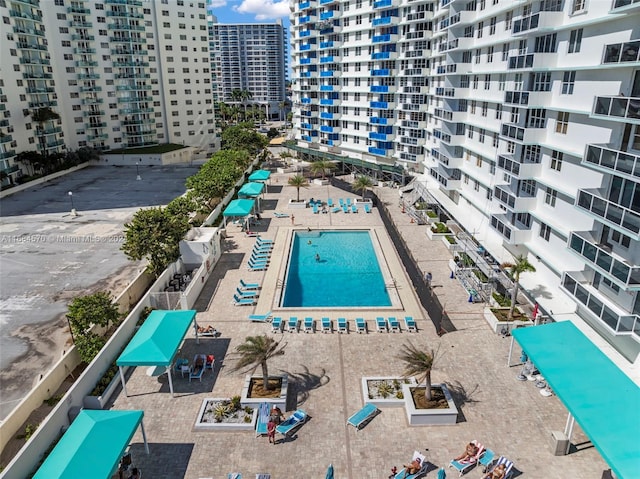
top-left (110, 174), bottom-right (609, 479)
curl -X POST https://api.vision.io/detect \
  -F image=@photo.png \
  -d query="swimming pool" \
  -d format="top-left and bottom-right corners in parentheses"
top-left (281, 230), bottom-right (392, 307)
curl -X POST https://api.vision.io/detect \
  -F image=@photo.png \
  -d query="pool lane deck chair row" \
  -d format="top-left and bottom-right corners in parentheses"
top-left (449, 440), bottom-right (486, 476)
top-left (394, 451), bottom-right (428, 479)
top-left (347, 403), bottom-right (380, 431)
top-left (233, 294), bottom-right (257, 306)
top-left (275, 409), bottom-right (308, 437)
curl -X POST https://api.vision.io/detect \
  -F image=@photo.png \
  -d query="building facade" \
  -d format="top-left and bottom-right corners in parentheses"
top-left (209, 17), bottom-right (287, 121)
top-left (0, 0), bottom-right (216, 185)
top-left (289, 0), bottom-right (640, 371)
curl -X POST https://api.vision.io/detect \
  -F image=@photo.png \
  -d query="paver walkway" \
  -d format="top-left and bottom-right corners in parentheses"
top-left (111, 174), bottom-right (608, 479)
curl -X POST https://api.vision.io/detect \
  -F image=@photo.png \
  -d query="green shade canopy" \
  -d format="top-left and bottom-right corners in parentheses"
top-left (248, 170), bottom-right (271, 181)
top-left (223, 198), bottom-right (255, 217)
top-left (33, 410), bottom-right (144, 479)
top-left (117, 310), bottom-right (196, 367)
top-left (513, 322), bottom-right (640, 479)
top-left (238, 182), bottom-right (265, 198)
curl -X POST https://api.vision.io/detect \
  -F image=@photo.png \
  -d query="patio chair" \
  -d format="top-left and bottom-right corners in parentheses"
top-left (376, 316), bottom-right (388, 332)
top-left (255, 402), bottom-right (270, 437)
top-left (205, 354), bottom-right (215, 371)
top-left (394, 451), bottom-right (428, 479)
top-left (449, 440), bottom-right (485, 476)
top-left (253, 242), bottom-right (273, 251)
top-left (275, 409), bottom-right (308, 436)
top-left (250, 250), bottom-right (271, 259)
top-left (339, 198), bottom-right (345, 207)
top-left (482, 456), bottom-right (514, 479)
top-left (404, 316), bottom-right (417, 332)
top-left (342, 204), bottom-right (349, 213)
top-left (227, 474), bottom-right (242, 479)
top-left (364, 203), bottom-right (372, 213)
top-left (287, 317), bottom-right (299, 333)
top-left (248, 262), bottom-right (268, 271)
top-left (337, 317), bottom-right (348, 333)
top-left (327, 198), bottom-right (334, 207)
top-left (256, 236), bottom-right (274, 244)
top-left (388, 317), bottom-right (401, 333)
top-left (271, 317), bottom-right (283, 333)
top-left (233, 294), bottom-right (257, 306)
top-left (248, 259), bottom-right (269, 268)
top-left (355, 317), bottom-right (367, 333)
top-left (249, 311), bottom-right (273, 322)
top-left (346, 198), bottom-right (352, 206)
top-left (239, 279), bottom-right (261, 290)
top-left (346, 403), bottom-right (379, 431)
top-left (174, 358), bottom-right (189, 378)
top-left (303, 317), bottom-right (314, 333)
top-left (478, 447), bottom-right (496, 472)
top-left (321, 317), bottom-right (332, 333)
top-left (332, 206), bottom-right (341, 213)
top-left (236, 287), bottom-right (259, 298)
top-left (351, 204), bottom-right (358, 213)
top-left (256, 475), bottom-right (270, 479)
top-left (312, 202), bottom-right (319, 214)
top-left (274, 212), bottom-right (289, 218)
top-left (189, 354), bottom-right (206, 382)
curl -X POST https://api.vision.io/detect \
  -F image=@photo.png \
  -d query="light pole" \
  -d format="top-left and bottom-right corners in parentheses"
top-left (68, 191), bottom-right (77, 216)
top-left (136, 160), bottom-right (141, 181)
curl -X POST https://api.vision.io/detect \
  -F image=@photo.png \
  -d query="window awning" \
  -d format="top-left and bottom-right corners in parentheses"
top-left (512, 322), bottom-right (640, 479)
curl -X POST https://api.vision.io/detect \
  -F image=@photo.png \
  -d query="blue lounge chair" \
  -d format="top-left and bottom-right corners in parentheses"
top-left (252, 245), bottom-right (272, 253)
top-left (478, 448), bottom-right (496, 472)
top-left (355, 317), bottom-right (367, 333)
top-left (233, 294), bottom-right (256, 306)
top-left (271, 317), bottom-right (283, 333)
top-left (255, 402), bottom-right (270, 437)
top-left (287, 316), bottom-right (299, 333)
top-left (274, 212), bottom-right (289, 218)
top-left (189, 354), bottom-right (206, 382)
top-left (351, 204), bottom-right (358, 213)
top-left (239, 279), bottom-right (260, 290)
top-left (364, 203), bottom-right (372, 213)
top-left (327, 198), bottom-right (334, 207)
top-left (332, 206), bottom-right (341, 213)
top-left (347, 403), bottom-right (379, 430)
top-left (483, 457), bottom-right (514, 479)
top-left (250, 252), bottom-right (270, 261)
top-left (249, 256), bottom-right (269, 264)
top-left (174, 358), bottom-right (189, 377)
top-left (312, 203), bottom-right (319, 214)
top-left (303, 317), bottom-right (314, 333)
top-left (275, 409), bottom-right (307, 436)
top-left (248, 263), bottom-right (268, 271)
top-left (394, 451), bottom-right (428, 479)
top-left (376, 317), bottom-right (388, 332)
top-left (404, 316), bottom-right (417, 332)
top-left (256, 236), bottom-right (274, 244)
top-left (449, 440), bottom-right (485, 476)
top-left (339, 198), bottom-right (345, 206)
top-left (321, 317), bottom-right (332, 333)
top-left (249, 311), bottom-right (273, 322)
top-left (227, 474), bottom-right (242, 479)
top-left (337, 317), bottom-right (348, 333)
top-left (342, 204), bottom-right (349, 213)
top-left (346, 198), bottom-right (352, 206)
top-left (236, 287), bottom-right (259, 298)
top-left (388, 317), bottom-right (401, 333)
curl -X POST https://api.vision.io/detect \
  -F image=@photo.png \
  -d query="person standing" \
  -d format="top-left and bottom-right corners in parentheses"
top-left (425, 271), bottom-right (432, 288)
top-left (291, 214), bottom-right (295, 225)
top-left (267, 419), bottom-right (276, 444)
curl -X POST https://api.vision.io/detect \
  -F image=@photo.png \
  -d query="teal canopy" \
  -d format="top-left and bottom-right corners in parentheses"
top-left (238, 182), bottom-right (265, 198)
top-left (248, 170), bottom-right (271, 182)
top-left (223, 198), bottom-right (255, 217)
top-left (33, 410), bottom-right (145, 479)
top-left (117, 309), bottom-right (196, 367)
top-left (513, 322), bottom-right (640, 479)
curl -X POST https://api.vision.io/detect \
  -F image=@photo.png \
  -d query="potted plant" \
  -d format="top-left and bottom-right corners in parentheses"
top-left (426, 221), bottom-right (452, 240)
top-left (501, 254), bottom-right (536, 321)
top-left (352, 175), bottom-right (374, 204)
top-left (287, 174), bottom-right (308, 209)
top-left (309, 160), bottom-right (335, 185)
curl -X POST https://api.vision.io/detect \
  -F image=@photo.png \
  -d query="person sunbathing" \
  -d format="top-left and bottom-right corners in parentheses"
top-left (482, 463), bottom-right (506, 479)
top-left (402, 457), bottom-right (422, 478)
top-left (197, 325), bottom-right (216, 335)
top-left (454, 442), bottom-right (479, 463)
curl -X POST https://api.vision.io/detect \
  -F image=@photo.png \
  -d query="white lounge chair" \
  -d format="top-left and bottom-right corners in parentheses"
top-left (394, 451), bottom-right (428, 479)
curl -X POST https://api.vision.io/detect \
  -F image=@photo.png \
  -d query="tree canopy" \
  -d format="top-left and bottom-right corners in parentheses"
top-left (397, 341), bottom-right (438, 401)
top-left (501, 254), bottom-right (537, 320)
top-left (353, 175), bottom-right (374, 200)
top-left (221, 124), bottom-right (267, 153)
top-left (230, 335), bottom-right (286, 390)
top-left (287, 174), bottom-right (308, 202)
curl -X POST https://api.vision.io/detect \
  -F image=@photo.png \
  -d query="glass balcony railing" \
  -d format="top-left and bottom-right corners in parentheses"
top-left (319, 41), bottom-right (333, 49)
top-left (319, 85), bottom-right (333, 91)
top-left (583, 144), bottom-right (640, 179)
top-left (320, 56), bottom-right (334, 63)
top-left (372, 51), bottom-right (390, 60)
top-left (612, 0), bottom-right (640, 9)
top-left (9, 9), bottom-right (42, 21)
top-left (373, 0), bottom-right (393, 8)
top-left (602, 39), bottom-right (640, 63)
top-left (0, 150), bottom-right (17, 160)
top-left (369, 117), bottom-right (388, 125)
top-left (19, 57), bottom-right (50, 65)
top-left (319, 10), bottom-right (334, 20)
top-left (593, 96), bottom-right (640, 121)
top-left (370, 69), bottom-right (390, 76)
top-left (372, 16), bottom-right (393, 27)
top-left (68, 6), bottom-right (91, 14)
top-left (504, 91), bottom-right (529, 106)
top-left (508, 54), bottom-right (534, 69)
top-left (576, 189), bottom-right (640, 236)
top-left (320, 71), bottom-right (334, 77)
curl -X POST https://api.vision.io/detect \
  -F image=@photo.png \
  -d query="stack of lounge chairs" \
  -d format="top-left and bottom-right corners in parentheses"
top-left (248, 237), bottom-right (274, 271)
top-left (233, 277), bottom-right (262, 306)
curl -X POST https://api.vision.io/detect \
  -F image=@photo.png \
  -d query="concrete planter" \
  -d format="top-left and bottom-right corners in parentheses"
top-left (313, 178), bottom-right (330, 185)
top-left (354, 198), bottom-right (373, 206)
top-left (441, 235), bottom-right (462, 252)
top-left (426, 228), bottom-right (452, 240)
top-left (194, 398), bottom-right (258, 432)
top-left (403, 383), bottom-right (458, 426)
top-left (361, 376), bottom-right (417, 408)
top-left (483, 307), bottom-right (533, 334)
top-left (83, 366), bottom-right (130, 410)
top-left (288, 199), bottom-right (307, 209)
top-left (240, 374), bottom-right (288, 412)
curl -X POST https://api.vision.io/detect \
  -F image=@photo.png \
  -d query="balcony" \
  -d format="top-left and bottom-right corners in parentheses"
top-left (592, 96), bottom-right (640, 122)
top-left (106, 10), bottom-right (144, 19)
top-left (370, 101), bottom-right (394, 109)
top-left (299, 43), bottom-right (317, 52)
top-left (300, 58), bottom-right (312, 65)
top-left (106, 0), bottom-right (143, 5)
top-left (1, 163), bottom-right (19, 173)
top-left (494, 184), bottom-right (537, 211)
top-left (298, 1), bottom-right (311, 8)
top-left (372, 34), bottom-right (397, 44)
top-left (299, 30), bottom-right (311, 38)
top-left (77, 73), bottom-right (100, 80)
top-left (108, 23), bottom-right (144, 31)
top-left (320, 99), bottom-right (335, 106)
top-left (373, 0), bottom-right (394, 8)
top-left (68, 5), bottom-right (90, 14)
top-left (75, 60), bottom-right (99, 67)
top-left (19, 57), bottom-right (50, 65)
top-left (500, 123), bottom-right (547, 144)
top-left (17, 42), bottom-right (47, 51)
top-left (116, 84), bottom-right (151, 91)
top-left (87, 133), bottom-right (109, 141)
top-left (368, 147), bottom-right (389, 156)
top-left (497, 154), bottom-right (542, 178)
top-left (25, 86), bottom-right (55, 94)
top-left (561, 271), bottom-right (639, 337)
top-left (13, 26), bottom-right (45, 37)
top-left (86, 122), bottom-right (107, 129)
top-left (28, 100), bottom-right (57, 108)
top-left (508, 54), bottom-right (534, 70)
top-left (320, 85), bottom-right (333, 92)
top-left (569, 231), bottom-right (640, 289)
top-left (504, 91), bottom-right (529, 106)
top-left (372, 16), bottom-right (393, 27)
top-left (369, 132), bottom-right (390, 141)
top-left (490, 213), bottom-right (532, 244)
top-left (370, 85), bottom-right (390, 93)
top-left (0, 150), bottom-right (17, 160)
top-left (576, 188), bottom-right (640, 238)
top-left (433, 108), bottom-right (466, 123)
top-left (432, 148), bottom-right (463, 168)
top-left (113, 60), bottom-right (149, 67)
top-left (75, 47), bottom-right (97, 54)
top-left (602, 39), bottom-right (640, 64)
top-left (429, 166), bottom-right (461, 190)
top-left (319, 41), bottom-right (333, 49)
top-left (320, 125), bottom-right (340, 133)
top-left (320, 112), bottom-right (340, 120)
top-left (71, 34), bottom-right (95, 41)
top-left (9, 9), bottom-right (42, 21)
top-left (434, 87), bottom-right (455, 97)
top-left (369, 117), bottom-right (389, 125)
top-left (319, 10), bottom-right (334, 20)
top-left (372, 51), bottom-right (392, 60)
top-left (70, 21), bottom-right (93, 28)
top-left (370, 69), bottom-right (391, 76)
top-left (583, 144), bottom-right (640, 180)
top-left (82, 97), bottom-right (104, 105)
top-left (611, 0), bottom-right (640, 11)
top-left (319, 55), bottom-right (335, 63)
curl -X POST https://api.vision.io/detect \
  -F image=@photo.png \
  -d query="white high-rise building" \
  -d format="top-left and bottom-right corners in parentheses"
top-left (209, 18), bottom-right (287, 121)
top-left (0, 0), bottom-right (216, 185)
top-left (289, 0), bottom-right (640, 372)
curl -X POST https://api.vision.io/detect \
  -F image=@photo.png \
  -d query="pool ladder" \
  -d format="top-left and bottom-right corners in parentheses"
top-left (276, 279), bottom-right (285, 289)
top-left (385, 278), bottom-right (398, 290)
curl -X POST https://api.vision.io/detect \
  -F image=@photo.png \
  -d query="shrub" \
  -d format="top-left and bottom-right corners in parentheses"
top-left (396, 391), bottom-right (404, 400)
top-left (431, 222), bottom-right (451, 234)
top-left (473, 269), bottom-right (488, 283)
top-left (90, 363), bottom-right (119, 397)
top-left (492, 292), bottom-right (511, 307)
top-left (426, 210), bottom-right (438, 218)
top-left (377, 381), bottom-right (395, 398)
top-left (445, 235), bottom-right (456, 244)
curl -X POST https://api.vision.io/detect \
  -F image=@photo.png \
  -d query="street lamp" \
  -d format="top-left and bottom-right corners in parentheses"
top-left (68, 191), bottom-right (77, 216)
top-left (136, 160), bottom-right (141, 181)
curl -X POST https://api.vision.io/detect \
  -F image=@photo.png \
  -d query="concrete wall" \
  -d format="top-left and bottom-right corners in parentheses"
top-left (99, 147), bottom-right (196, 167)
top-left (0, 163), bottom-right (90, 199)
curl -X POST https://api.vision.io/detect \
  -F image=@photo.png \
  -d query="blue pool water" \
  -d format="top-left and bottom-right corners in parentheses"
top-left (282, 230), bottom-right (391, 307)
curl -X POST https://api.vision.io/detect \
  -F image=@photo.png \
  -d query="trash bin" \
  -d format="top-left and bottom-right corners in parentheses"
top-left (550, 430), bottom-right (569, 456)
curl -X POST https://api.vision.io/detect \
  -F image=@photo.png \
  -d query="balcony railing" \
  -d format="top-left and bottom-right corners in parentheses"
top-left (512, 13), bottom-right (539, 34)
top-left (504, 91), bottom-right (529, 106)
top-left (576, 189), bottom-right (640, 237)
top-left (602, 39), bottom-right (640, 64)
top-left (583, 144), bottom-right (640, 179)
top-left (592, 96), bottom-right (640, 121)
top-left (508, 54), bottom-right (534, 69)
top-left (612, 0), bottom-right (640, 9)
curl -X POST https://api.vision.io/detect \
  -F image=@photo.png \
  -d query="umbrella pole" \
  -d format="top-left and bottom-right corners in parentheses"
top-left (168, 369), bottom-right (175, 398)
top-left (119, 366), bottom-right (128, 397)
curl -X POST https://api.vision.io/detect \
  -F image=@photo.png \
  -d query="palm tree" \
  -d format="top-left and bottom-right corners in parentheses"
top-left (230, 335), bottom-right (286, 391)
top-left (501, 254), bottom-right (537, 321)
top-left (288, 174), bottom-right (308, 202)
top-left (353, 175), bottom-right (374, 200)
top-left (310, 160), bottom-right (336, 180)
top-left (397, 341), bottom-right (437, 401)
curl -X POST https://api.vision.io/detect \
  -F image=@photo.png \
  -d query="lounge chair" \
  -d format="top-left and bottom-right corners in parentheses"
top-left (189, 354), bottom-right (206, 382)
top-left (312, 202), bottom-right (319, 214)
top-left (271, 317), bottom-right (283, 333)
top-left (255, 402), bottom-right (270, 437)
top-left (364, 203), bottom-right (372, 213)
top-left (327, 198), bottom-right (334, 207)
top-left (347, 403), bottom-right (379, 430)
top-left (482, 456), bottom-right (514, 479)
top-left (196, 325), bottom-right (218, 337)
top-left (287, 316), bottom-right (299, 333)
top-left (248, 259), bottom-right (269, 267)
top-left (245, 230), bottom-right (259, 237)
top-left (303, 317), bottom-right (314, 333)
top-left (478, 448), bottom-right (496, 472)
top-left (227, 473), bottom-right (242, 479)
top-left (274, 212), bottom-right (289, 218)
top-left (248, 263), bottom-right (268, 271)
top-left (256, 236), bottom-right (274, 244)
top-left (174, 358), bottom-right (189, 378)
top-left (388, 317), bottom-right (401, 333)
top-left (346, 198), bottom-right (352, 206)
top-left (342, 204), bottom-right (349, 213)
top-left (256, 475), bottom-right (270, 479)
top-left (233, 294), bottom-right (257, 306)
top-left (205, 354), bottom-right (215, 371)
top-left (236, 287), bottom-right (259, 298)
top-left (249, 311), bottom-right (273, 322)
top-left (339, 198), bottom-right (345, 206)
top-left (355, 317), bottom-right (367, 333)
top-left (239, 279), bottom-right (261, 290)
top-left (449, 440), bottom-right (485, 476)
top-left (394, 451), bottom-right (428, 479)
top-left (337, 317), bottom-right (348, 333)
top-left (252, 245), bottom-right (272, 254)
top-left (351, 204), bottom-right (358, 213)
top-left (275, 409), bottom-right (308, 436)
top-left (254, 241), bottom-right (273, 249)
top-left (321, 317), bottom-right (332, 333)
top-left (332, 206), bottom-right (341, 213)
top-left (376, 316), bottom-right (388, 332)
top-left (404, 316), bottom-right (417, 332)
top-left (250, 253), bottom-right (270, 262)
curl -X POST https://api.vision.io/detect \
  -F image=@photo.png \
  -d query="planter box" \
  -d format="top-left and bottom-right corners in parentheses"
top-left (313, 178), bottom-right (329, 186)
top-left (277, 167), bottom-right (295, 174)
top-left (354, 198), bottom-right (373, 206)
top-left (426, 228), bottom-right (451, 240)
top-left (240, 374), bottom-right (288, 412)
top-left (288, 199), bottom-right (307, 209)
top-left (483, 307), bottom-right (533, 334)
top-left (194, 398), bottom-right (258, 432)
top-left (83, 366), bottom-right (130, 410)
top-left (403, 383), bottom-right (458, 426)
top-left (441, 235), bottom-right (462, 252)
top-left (361, 376), bottom-right (417, 408)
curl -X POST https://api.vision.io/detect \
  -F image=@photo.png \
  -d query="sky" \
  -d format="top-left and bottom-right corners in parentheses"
top-left (209, 0), bottom-right (290, 27)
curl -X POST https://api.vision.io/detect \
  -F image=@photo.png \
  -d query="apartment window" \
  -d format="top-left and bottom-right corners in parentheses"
top-left (611, 229), bottom-right (630, 248)
top-left (495, 104), bottom-right (503, 120)
top-left (462, 51), bottom-right (472, 63)
top-left (59, 27), bottom-right (69, 33)
top-left (498, 74), bottom-right (506, 91)
top-left (473, 75), bottom-right (479, 89)
top-left (507, 141), bottom-right (515, 154)
top-left (57, 13), bottom-right (66, 20)
top-left (514, 73), bottom-right (523, 91)
top-left (534, 33), bottom-right (557, 53)
top-left (556, 111), bottom-right (569, 134)
top-left (464, 26), bottom-right (474, 38)
top-left (487, 46), bottom-right (494, 62)
top-left (489, 17), bottom-right (496, 35)
top-left (475, 49), bottom-right (481, 64)
top-left (502, 43), bottom-right (509, 61)
top-left (470, 100), bottom-right (477, 114)
top-left (478, 129), bottom-right (486, 143)
top-left (510, 107), bottom-right (520, 123)
top-left (162, 10), bottom-right (169, 16)
top-left (571, 0), bottom-right (587, 14)
top-left (474, 180), bottom-right (480, 191)
top-left (561, 71), bottom-right (576, 94)
top-left (505, 11), bottom-right (512, 30)
top-left (481, 102), bottom-right (488, 116)
top-left (468, 126), bottom-right (474, 139)
top-left (484, 75), bottom-right (490, 90)
top-left (545, 187), bottom-right (557, 206)
top-left (477, 21), bottom-right (483, 38)
top-left (540, 223), bottom-right (551, 241)
top-left (568, 29), bottom-right (583, 53)
top-left (550, 150), bottom-right (563, 171)
top-left (464, 174), bottom-right (470, 185)
top-left (492, 133), bottom-right (499, 147)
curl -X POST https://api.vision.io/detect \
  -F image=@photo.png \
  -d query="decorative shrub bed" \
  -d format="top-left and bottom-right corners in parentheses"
top-left (361, 376), bottom-right (417, 407)
top-left (194, 396), bottom-right (257, 431)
